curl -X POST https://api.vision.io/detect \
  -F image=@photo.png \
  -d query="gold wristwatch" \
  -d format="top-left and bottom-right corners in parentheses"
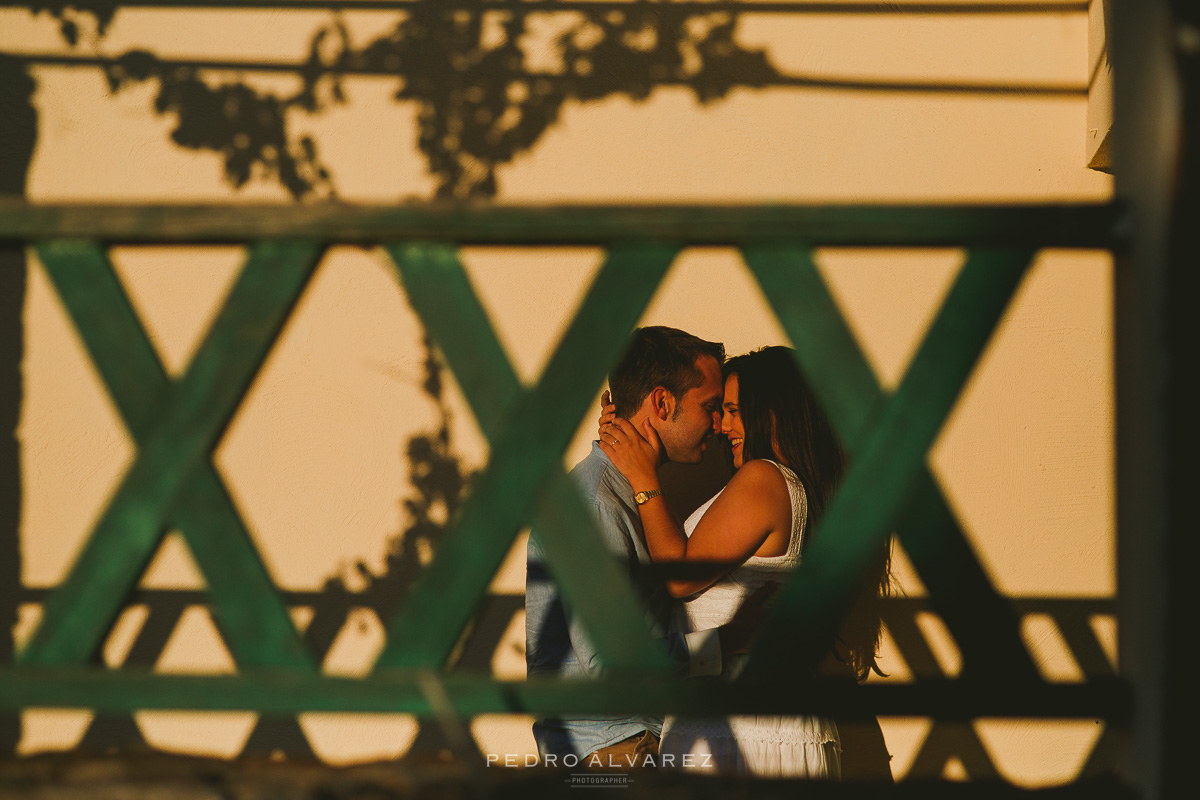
top-left (634, 489), bottom-right (662, 505)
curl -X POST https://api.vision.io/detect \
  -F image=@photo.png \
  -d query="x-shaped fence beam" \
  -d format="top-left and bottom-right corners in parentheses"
top-left (375, 242), bottom-right (682, 673)
top-left (19, 240), bottom-right (320, 670)
top-left (19, 236), bottom-right (1046, 694)
top-left (741, 244), bottom-right (1042, 682)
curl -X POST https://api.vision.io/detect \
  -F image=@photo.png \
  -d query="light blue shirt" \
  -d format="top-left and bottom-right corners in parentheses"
top-left (526, 443), bottom-right (709, 760)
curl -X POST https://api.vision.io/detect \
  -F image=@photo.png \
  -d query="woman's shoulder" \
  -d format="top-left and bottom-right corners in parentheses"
top-left (736, 458), bottom-right (789, 478)
top-left (727, 458), bottom-right (791, 497)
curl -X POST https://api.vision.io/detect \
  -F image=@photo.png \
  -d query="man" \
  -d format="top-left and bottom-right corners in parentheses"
top-left (525, 326), bottom-right (727, 766)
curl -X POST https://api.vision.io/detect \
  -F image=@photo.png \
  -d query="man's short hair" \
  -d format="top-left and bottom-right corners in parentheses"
top-left (609, 326), bottom-right (726, 418)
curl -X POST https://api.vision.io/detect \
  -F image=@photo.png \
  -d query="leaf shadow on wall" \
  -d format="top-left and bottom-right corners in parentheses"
top-left (89, 2), bottom-right (786, 200)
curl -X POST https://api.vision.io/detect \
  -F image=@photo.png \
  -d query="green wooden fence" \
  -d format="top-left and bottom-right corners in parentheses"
top-left (0, 200), bottom-right (1125, 734)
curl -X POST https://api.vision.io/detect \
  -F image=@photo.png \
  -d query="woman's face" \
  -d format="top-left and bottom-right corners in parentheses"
top-left (720, 373), bottom-right (745, 468)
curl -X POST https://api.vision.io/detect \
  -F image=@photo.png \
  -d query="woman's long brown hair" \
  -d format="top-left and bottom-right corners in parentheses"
top-left (725, 346), bottom-right (891, 681)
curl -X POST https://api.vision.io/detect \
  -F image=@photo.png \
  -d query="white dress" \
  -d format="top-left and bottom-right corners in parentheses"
top-left (659, 460), bottom-right (842, 778)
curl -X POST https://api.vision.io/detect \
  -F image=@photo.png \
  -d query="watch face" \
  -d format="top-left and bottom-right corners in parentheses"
top-left (635, 492), bottom-right (647, 504)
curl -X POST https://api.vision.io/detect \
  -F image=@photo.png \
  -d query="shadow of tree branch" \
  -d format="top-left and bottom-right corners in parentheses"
top-left (38, 2), bottom-right (789, 199)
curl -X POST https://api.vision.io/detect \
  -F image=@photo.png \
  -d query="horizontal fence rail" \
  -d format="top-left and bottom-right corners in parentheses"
top-left (0, 201), bottom-right (1125, 247)
top-left (0, 671), bottom-right (1130, 719)
top-left (5, 589), bottom-right (1121, 718)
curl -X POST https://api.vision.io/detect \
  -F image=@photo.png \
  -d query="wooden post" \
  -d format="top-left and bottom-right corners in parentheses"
top-left (1113, 0), bottom-right (1198, 797)
top-left (0, 53), bottom-right (36, 755)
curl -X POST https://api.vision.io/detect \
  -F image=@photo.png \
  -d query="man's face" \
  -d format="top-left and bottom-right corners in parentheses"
top-left (658, 355), bottom-right (724, 464)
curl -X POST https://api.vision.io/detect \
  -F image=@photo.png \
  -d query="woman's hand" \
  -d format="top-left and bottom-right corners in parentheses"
top-left (597, 416), bottom-right (662, 491)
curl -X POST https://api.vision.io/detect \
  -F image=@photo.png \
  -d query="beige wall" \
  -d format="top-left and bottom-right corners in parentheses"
top-left (2, 2), bottom-right (1113, 783)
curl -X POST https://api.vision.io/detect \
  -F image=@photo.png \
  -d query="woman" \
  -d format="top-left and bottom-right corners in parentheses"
top-left (598, 346), bottom-right (889, 778)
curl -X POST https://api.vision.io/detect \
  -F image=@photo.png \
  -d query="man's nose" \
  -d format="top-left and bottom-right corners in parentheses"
top-left (712, 411), bottom-right (721, 432)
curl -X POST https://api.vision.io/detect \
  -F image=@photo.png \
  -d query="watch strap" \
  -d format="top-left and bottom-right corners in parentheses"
top-left (635, 489), bottom-right (662, 505)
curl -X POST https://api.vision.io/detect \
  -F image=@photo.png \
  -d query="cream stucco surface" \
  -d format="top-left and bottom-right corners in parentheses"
top-left (2, 2), bottom-right (1113, 783)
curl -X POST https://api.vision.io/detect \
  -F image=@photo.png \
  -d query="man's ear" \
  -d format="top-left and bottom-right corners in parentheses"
top-left (649, 386), bottom-right (674, 421)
